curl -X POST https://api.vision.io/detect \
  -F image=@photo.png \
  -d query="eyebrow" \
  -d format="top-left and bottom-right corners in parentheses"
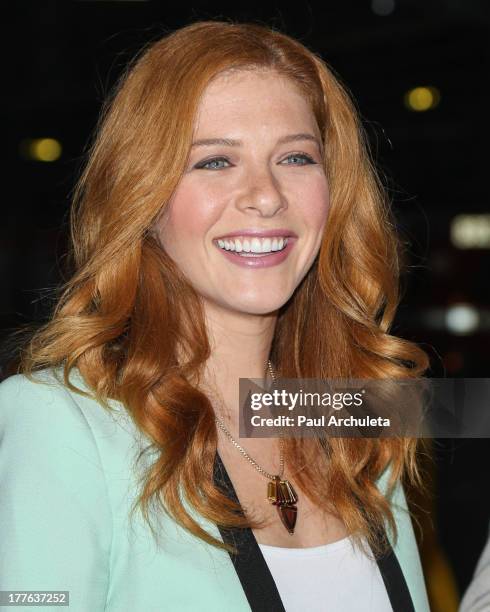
top-left (191, 133), bottom-right (322, 150)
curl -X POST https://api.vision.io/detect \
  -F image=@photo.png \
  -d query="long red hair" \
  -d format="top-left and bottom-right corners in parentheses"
top-left (20, 20), bottom-right (428, 556)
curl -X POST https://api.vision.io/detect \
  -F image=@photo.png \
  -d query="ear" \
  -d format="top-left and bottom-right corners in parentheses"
top-left (146, 228), bottom-right (162, 250)
top-left (148, 205), bottom-right (169, 243)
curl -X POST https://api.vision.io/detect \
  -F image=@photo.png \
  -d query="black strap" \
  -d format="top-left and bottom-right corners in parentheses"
top-left (375, 535), bottom-right (416, 612)
top-left (213, 451), bottom-right (286, 611)
top-left (213, 451), bottom-right (415, 612)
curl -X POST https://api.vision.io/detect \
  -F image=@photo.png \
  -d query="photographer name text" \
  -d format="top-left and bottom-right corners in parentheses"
top-left (250, 414), bottom-right (391, 428)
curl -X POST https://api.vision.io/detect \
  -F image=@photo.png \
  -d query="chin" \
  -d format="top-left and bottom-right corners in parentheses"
top-left (225, 293), bottom-right (293, 316)
top-left (237, 304), bottom-right (282, 316)
top-left (202, 283), bottom-right (297, 316)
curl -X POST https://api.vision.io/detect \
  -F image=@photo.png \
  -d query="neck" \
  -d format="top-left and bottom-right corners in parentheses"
top-left (199, 301), bottom-right (277, 428)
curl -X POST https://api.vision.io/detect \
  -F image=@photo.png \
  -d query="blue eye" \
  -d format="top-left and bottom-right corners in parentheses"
top-left (282, 153), bottom-right (316, 165)
top-left (194, 152), bottom-right (317, 170)
top-left (195, 157), bottom-right (231, 170)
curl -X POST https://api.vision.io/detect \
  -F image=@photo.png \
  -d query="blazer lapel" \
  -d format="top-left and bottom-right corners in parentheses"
top-left (213, 451), bottom-right (415, 612)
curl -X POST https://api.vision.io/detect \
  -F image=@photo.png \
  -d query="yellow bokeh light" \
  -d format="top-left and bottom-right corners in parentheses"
top-left (404, 86), bottom-right (441, 112)
top-left (25, 138), bottom-right (62, 162)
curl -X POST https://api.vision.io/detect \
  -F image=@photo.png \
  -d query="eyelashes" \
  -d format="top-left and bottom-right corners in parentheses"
top-left (194, 152), bottom-right (318, 170)
top-left (283, 153), bottom-right (317, 166)
top-left (194, 157), bottom-right (231, 170)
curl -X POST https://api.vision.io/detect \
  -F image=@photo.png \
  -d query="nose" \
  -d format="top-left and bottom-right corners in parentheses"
top-left (235, 165), bottom-right (287, 217)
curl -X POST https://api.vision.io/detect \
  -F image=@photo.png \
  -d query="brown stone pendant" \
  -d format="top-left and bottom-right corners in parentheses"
top-left (267, 475), bottom-right (298, 534)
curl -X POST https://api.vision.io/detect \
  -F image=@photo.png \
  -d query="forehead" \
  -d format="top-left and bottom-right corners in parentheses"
top-left (193, 69), bottom-right (318, 134)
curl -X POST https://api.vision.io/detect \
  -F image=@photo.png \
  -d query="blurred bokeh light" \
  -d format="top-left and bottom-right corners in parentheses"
top-left (20, 138), bottom-right (62, 162)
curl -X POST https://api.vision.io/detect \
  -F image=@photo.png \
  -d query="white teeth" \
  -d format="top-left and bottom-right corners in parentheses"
top-left (216, 236), bottom-right (290, 254)
top-left (251, 238), bottom-right (261, 253)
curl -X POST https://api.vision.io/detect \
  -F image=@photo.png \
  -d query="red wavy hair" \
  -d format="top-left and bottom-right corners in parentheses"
top-left (20, 20), bottom-right (429, 556)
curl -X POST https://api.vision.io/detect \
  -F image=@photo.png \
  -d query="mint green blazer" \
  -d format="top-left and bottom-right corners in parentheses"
top-left (0, 369), bottom-right (430, 611)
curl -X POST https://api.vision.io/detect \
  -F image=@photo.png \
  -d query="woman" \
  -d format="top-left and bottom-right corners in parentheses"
top-left (0, 20), bottom-right (430, 611)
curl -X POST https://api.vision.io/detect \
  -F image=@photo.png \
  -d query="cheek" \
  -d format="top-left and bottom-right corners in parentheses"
top-left (299, 178), bottom-right (330, 230)
top-left (161, 184), bottom-right (222, 242)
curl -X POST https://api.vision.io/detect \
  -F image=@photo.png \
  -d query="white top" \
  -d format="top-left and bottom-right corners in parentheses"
top-left (258, 536), bottom-right (393, 612)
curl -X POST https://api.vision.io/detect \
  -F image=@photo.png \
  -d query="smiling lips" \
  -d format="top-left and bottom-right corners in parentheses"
top-left (216, 235), bottom-right (289, 255)
top-left (213, 233), bottom-right (297, 268)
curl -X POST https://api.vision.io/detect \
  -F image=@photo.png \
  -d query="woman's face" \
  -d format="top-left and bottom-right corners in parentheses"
top-left (155, 69), bottom-right (330, 316)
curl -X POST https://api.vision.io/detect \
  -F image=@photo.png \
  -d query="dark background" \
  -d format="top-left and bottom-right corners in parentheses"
top-left (3, 1), bottom-right (489, 608)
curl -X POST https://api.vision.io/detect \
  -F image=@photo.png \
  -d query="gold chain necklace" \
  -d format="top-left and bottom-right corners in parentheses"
top-left (214, 360), bottom-right (299, 535)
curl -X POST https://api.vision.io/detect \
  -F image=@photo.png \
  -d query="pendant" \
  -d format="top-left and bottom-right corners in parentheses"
top-left (267, 475), bottom-right (298, 534)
